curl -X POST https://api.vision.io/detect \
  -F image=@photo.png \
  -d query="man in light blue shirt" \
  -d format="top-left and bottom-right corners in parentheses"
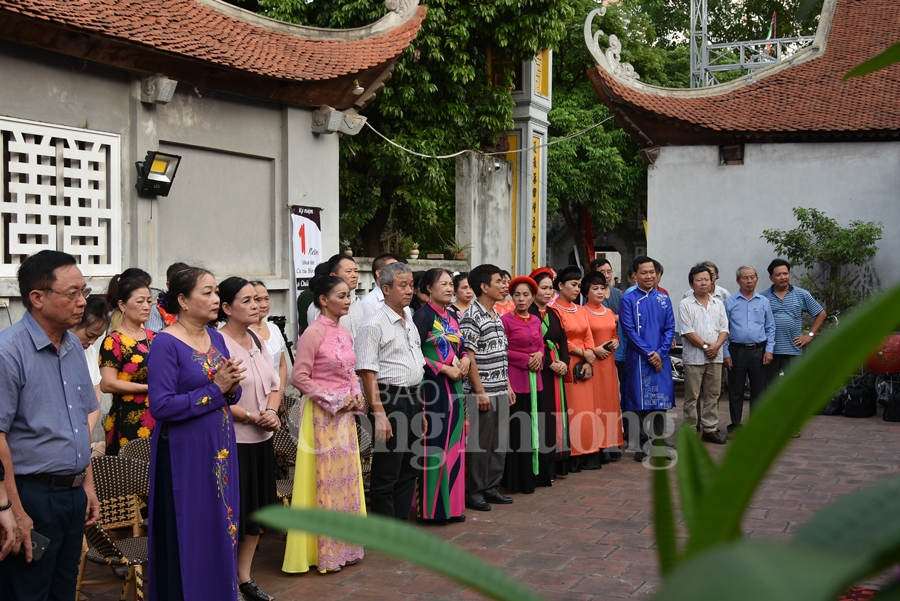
top-left (0, 250), bottom-right (100, 600)
top-left (723, 265), bottom-right (776, 436)
top-left (760, 258), bottom-right (826, 384)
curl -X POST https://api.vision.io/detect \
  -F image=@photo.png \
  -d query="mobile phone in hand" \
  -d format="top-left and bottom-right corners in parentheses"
top-left (603, 340), bottom-right (615, 352)
top-left (30, 530), bottom-right (51, 561)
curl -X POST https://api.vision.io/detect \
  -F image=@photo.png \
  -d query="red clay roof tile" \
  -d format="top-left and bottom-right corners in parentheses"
top-left (589, 0), bottom-right (900, 144)
top-left (0, 0), bottom-right (425, 83)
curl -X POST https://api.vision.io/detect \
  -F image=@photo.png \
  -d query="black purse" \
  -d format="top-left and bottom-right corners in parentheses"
top-left (573, 362), bottom-right (591, 381)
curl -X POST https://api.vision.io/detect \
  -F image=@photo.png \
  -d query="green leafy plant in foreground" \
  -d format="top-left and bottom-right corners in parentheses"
top-left (257, 282), bottom-right (900, 601)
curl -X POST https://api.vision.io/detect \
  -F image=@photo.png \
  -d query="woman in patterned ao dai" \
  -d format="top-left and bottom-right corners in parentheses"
top-left (283, 276), bottom-right (367, 574)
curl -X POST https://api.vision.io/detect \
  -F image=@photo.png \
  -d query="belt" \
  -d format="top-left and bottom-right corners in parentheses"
top-left (18, 472), bottom-right (86, 487)
top-left (730, 342), bottom-right (766, 349)
top-left (385, 384), bottom-right (420, 394)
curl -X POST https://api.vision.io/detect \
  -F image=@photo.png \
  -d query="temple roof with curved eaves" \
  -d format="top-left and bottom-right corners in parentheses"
top-left (586, 0), bottom-right (900, 147)
top-left (0, 0), bottom-right (426, 109)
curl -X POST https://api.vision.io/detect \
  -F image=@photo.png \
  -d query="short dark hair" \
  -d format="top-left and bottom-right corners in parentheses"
top-left (688, 264), bottom-right (713, 285)
top-left (17, 250), bottom-right (78, 309)
top-left (700, 261), bottom-right (719, 277)
top-left (553, 266), bottom-right (582, 291)
top-left (78, 296), bottom-right (110, 329)
top-left (468, 264), bottom-right (501, 298)
top-left (581, 271), bottom-right (607, 291)
top-left (590, 258), bottom-right (611, 271)
top-left (499, 270), bottom-right (511, 280)
top-left (217, 276), bottom-right (252, 322)
top-left (327, 253), bottom-right (355, 275)
top-left (167, 266), bottom-right (214, 316)
top-left (372, 253), bottom-right (401, 277)
top-left (419, 268), bottom-right (451, 295)
top-left (166, 262), bottom-right (190, 282)
top-left (632, 256), bottom-right (656, 274)
top-left (767, 258), bottom-right (791, 276)
top-left (653, 260), bottom-right (664, 275)
top-left (453, 272), bottom-right (469, 292)
top-left (626, 262), bottom-right (635, 277)
top-left (313, 276), bottom-right (347, 309)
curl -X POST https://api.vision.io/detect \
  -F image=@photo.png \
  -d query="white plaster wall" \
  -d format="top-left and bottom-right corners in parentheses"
top-left (456, 154), bottom-right (514, 270)
top-left (648, 142), bottom-right (900, 299)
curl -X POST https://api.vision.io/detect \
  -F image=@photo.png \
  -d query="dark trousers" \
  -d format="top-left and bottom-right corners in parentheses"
top-left (465, 394), bottom-right (509, 501)
top-left (623, 410), bottom-right (667, 452)
top-left (728, 344), bottom-right (767, 428)
top-left (616, 360), bottom-right (628, 443)
top-left (766, 353), bottom-right (797, 385)
top-left (369, 385), bottom-right (422, 521)
top-left (0, 478), bottom-right (87, 601)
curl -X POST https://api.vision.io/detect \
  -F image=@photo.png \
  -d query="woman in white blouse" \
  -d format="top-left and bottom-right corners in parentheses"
top-left (69, 296), bottom-right (110, 450)
top-left (248, 281), bottom-right (287, 407)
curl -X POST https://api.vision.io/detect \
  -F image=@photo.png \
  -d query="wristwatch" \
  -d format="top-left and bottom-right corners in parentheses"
top-left (243, 411), bottom-right (252, 424)
top-left (808, 331), bottom-right (815, 337)
top-left (702, 344), bottom-right (709, 350)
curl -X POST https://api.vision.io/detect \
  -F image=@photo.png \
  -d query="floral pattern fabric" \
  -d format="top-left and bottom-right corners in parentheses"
top-left (145, 329), bottom-right (240, 601)
top-left (100, 329), bottom-right (155, 455)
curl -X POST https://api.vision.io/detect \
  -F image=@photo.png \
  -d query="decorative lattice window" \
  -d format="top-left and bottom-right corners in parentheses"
top-left (1, 116), bottom-right (121, 278)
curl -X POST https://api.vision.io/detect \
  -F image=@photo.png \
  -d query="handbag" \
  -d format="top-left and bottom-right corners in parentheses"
top-left (573, 362), bottom-right (591, 381)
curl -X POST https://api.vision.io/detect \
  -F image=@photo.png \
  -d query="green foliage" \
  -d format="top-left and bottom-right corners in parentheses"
top-left (252, 0), bottom-right (573, 255)
top-left (643, 0), bottom-right (822, 47)
top-left (548, 0), bottom-right (684, 266)
top-left (762, 207), bottom-right (883, 314)
top-left (845, 41), bottom-right (900, 79)
top-left (255, 506), bottom-right (545, 601)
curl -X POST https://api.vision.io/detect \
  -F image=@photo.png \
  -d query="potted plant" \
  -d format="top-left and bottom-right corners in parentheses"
top-left (340, 239), bottom-right (352, 257)
top-left (408, 242), bottom-right (419, 259)
top-left (446, 238), bottom-right (472, 261)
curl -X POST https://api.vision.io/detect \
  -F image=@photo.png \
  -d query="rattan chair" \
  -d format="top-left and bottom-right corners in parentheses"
top-left (119, 438), bottom-right (151, 464)
top-left (273, 428), bottom-right (297, 506)
top-left (75, 455), bottom-right (149, 601)
top-left (356, 417), bottom-right (373, 492)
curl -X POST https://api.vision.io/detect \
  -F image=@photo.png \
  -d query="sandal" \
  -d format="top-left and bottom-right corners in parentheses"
top-left (239, 579), bottom-right (273, 601)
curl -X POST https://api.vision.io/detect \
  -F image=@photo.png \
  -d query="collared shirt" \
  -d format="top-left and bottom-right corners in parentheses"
top-left (361, 286), bottom-right (384, 322)
top-left (678, 295), bottom-right (729, 365)
top-left (602, 285), bottom-right (623, 314)
top-left (459, 300), bottom-right (509, 396)
top-left (760, 284), bottom-right (824, 356)
top-left (0, 312), bottom-right (98, 475)
top-left (354, 303), bottom-right (425, 387)
top-left (723, 292), bottom-right (776, 358)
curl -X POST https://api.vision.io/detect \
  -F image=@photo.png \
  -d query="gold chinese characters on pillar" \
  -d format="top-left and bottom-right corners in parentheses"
top-left (531, 136), bottom-right (541, 270)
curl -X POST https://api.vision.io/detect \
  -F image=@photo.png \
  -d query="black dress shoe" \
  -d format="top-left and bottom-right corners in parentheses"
top-left (239, 579), bottom-right (273, 601)
top-left (484, 492), bottom-right (514, 504)
top-left (465, 499), bottom-right (491, 511)
top-left (634, 451), bottom-right (648, 462)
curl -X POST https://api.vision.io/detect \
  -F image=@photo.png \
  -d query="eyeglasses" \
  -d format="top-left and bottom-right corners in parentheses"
top-left (43, 287), bottom-right (92, 301)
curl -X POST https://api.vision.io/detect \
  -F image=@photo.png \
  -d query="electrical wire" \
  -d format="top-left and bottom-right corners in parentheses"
top-left (362, 115), bottom-right (615, 160)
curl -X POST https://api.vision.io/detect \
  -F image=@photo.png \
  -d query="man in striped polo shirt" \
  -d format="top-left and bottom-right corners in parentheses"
top-left (459, 264), bottom-right (514, 512)
top-left (761, 259), bottom-right (826, 388)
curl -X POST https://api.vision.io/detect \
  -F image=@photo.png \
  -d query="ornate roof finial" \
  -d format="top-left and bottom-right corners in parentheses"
top-left (584, 7), bottom-right (640, 82)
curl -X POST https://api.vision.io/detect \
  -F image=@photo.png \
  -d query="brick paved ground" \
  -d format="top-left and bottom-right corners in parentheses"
top-left (81, 398), bottom-right (900, 600)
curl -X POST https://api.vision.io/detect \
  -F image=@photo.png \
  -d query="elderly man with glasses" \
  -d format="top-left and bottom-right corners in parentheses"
top-left (0, 250), bottom-right (100, 601)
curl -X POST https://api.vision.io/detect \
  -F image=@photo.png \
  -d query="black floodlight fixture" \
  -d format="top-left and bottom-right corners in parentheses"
top-left (135, 151), bottom-right (181, 197)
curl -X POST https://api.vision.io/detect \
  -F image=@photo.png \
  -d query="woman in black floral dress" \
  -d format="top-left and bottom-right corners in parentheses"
top-left (100, 276), bottom-right (156, 454)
